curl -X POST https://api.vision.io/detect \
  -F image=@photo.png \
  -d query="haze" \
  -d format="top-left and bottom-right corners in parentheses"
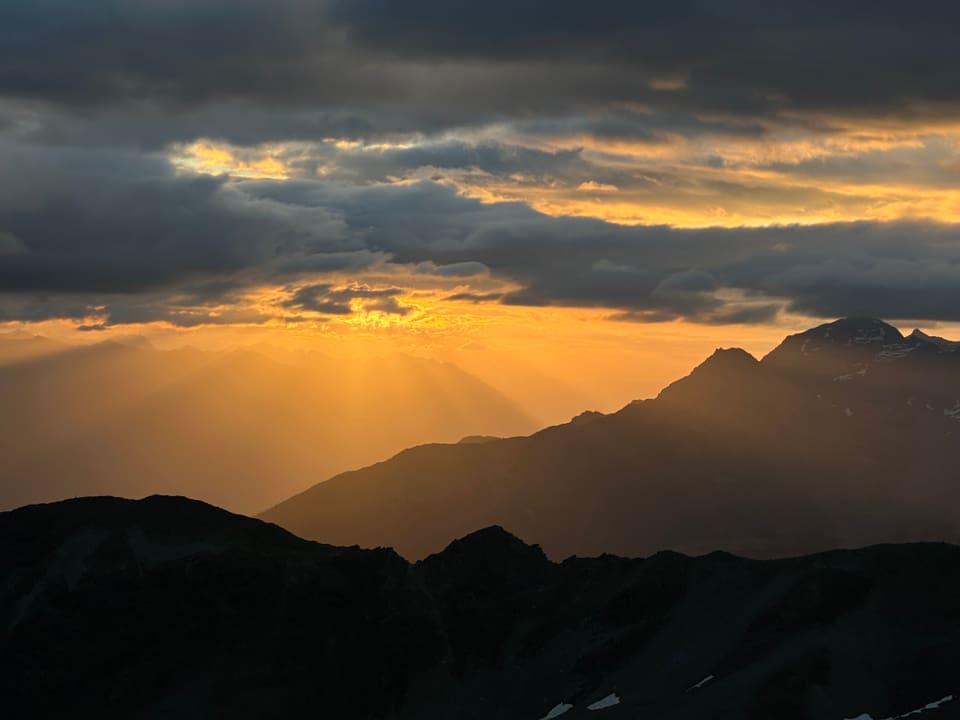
top-left (4, 1), bottom-right (960, 513)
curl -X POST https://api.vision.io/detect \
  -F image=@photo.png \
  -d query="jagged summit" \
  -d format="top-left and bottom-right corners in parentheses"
top-left (702, 346), bottom-right (759, 367)
top-left (764, 318), bottom-right (960, 372)
top-left (656, 346), bottom-right (759, 405)
top-left (667, 347), bottom-right (759, 388)
top-left (802, 317), bottom-right (904, 344)
top-left (910, 328), bottom-right (960, 352)
top-left (264, 316), bottom-right (960, 562)
top-left (426, 525), bottom-right (548, 569)
top-left (762, 318), bottom-right (909, 373)
top-left (765, 317), bottom-right (903, 361)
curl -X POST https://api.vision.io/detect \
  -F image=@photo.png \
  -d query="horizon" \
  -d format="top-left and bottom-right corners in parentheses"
top-left (4, 315), bottom-right (960, 420)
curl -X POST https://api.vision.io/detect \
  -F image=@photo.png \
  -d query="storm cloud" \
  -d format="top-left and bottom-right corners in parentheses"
top-left (4, 1), bottom-right (960, 142)
top-left (2, 1), bottom-right (960, 327)
top-left (3, 143), bottom-right (960, 325)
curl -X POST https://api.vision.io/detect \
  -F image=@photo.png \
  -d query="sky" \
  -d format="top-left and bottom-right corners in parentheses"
top-left (3, 1), bottom-right (960, 413)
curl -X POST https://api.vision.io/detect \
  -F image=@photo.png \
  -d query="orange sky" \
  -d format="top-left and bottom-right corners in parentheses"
top-left (11, 112), bottom-right (960, 424)
top-left (10, 306), bottom-right (960, 429)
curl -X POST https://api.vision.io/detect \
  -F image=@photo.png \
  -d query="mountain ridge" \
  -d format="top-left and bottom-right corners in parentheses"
top-left (4, 495), bottom-right (960, 720)
top-left (262, 317), bottom-right (960, 561)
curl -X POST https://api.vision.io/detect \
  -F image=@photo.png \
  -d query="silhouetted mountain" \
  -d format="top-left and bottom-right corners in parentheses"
top-left (0, 331), bottom-right (69, 364)
top-left (263, 318), bottom-right (960, 560)
top-left (3, 496), bottom-right (960, 719)
top-left (0, 340), bottom-right (535, 513)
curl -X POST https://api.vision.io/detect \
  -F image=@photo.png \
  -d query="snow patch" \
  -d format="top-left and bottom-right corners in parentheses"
top-left (540, 703), bottom-right (573, 719)
top-left (898, 695), bottom-right (954, 718)
top-left (844, 693), bottom-right (955, 720)
top-left (686, 675), bottom-right (714, 692)
top-left (852, 326), bottom-right (886, 344)
top-left (587, 694), bottom-right (620, 711)
top-left (878, 344), bottom-right (917, 360)
top-left (845, 408), bottom-right (854, 417)
top-left (835, 366), bottom-right (868, 382)
top-left (911, 329), bottom-right (960, 352)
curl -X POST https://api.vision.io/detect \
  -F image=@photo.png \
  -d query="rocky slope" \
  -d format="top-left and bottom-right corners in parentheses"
top-left (3, 496), bottom-right (960, 719)
top-left (262, 318), bottom-right (960, 560)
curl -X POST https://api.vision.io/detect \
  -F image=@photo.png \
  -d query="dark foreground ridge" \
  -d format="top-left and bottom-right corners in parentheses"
top-left (4, 495), bottom-right (960, 719)
top-left (263, 317), bottom-right (960, 560)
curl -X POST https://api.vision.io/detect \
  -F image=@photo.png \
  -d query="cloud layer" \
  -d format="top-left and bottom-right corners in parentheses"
top-left (2, 1), bottom-right (960, 328)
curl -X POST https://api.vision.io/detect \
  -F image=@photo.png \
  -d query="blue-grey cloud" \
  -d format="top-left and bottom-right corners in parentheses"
top-left (3, 0), bottom-right (960, 147)
top-left (3, 141), bottom-right (960, 325)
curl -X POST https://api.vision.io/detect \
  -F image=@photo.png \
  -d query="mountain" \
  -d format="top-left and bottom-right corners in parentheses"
top-left (3, 496), bottom-right (959, 719)
top-left (263, 318), bottom-right (960, 560)
top-left (0, 340), bottom-right (535, 514)
top-left (0, 331), bottom-right (70, 364)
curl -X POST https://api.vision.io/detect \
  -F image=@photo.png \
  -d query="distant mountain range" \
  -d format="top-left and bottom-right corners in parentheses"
top-left (3, 495), bottom-right (958, 719)
top-left (0, 338), bottom-right (535, 513)
top-left (263, 318), bottom-right (960, 560)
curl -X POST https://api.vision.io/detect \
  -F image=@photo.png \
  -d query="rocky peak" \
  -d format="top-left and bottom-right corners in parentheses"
top-left (909, 328), bottom-right (960, 353)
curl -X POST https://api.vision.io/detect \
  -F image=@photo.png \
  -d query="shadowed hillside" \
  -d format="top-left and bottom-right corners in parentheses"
top-left (0, 340), bottom-right (535, 513)
top-left (3, 496), bottom-right (959, 719)
top-left (263, 318), bottom-right (960, 560)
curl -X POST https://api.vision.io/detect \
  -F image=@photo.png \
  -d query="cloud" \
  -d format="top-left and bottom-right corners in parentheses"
top-left (4, 137), bottom-right (960, 326)
top-left (577, 181), bottom-right (619, 193)
top-left (289, 181), bottom-right (960, 323)
top-left (418, 261), bottom-right (489, 277)
top-left (0, 140), bottom-right (351, 297)
top-left (3, 0), bottom-right (960, 150)
top-left (329, 0), bottom-right (960, 122)
top-left (447, 292), bottom-right (505, 303)
top-left (0, 230), bottom-right (24, 255)
top-left (283, 283), bottom-right (411, 316)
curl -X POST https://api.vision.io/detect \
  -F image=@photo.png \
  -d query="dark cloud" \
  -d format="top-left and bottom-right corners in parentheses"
top-left (330, 0), bottom-right (960, 119)
top-left (3, 139), bottom-right (960, 325)
top-left (258, 181), bottom-right (960, 323)
top-left (283, 284), bottom-right (353, 315)
top-left (0, 141), bottom-right (350, 296)
top-left (283, 283), bottom-right (410, 315)
top-left (4, 1), bottom-right (960, 329)
top-left (2, 0), bottom-right (960, 149)
top-left (418, 261), bottom-right (489, 278)
top-left (447, 292), bottom-right (504, 303)
top-left (330, 141), bottom-right (592, 183)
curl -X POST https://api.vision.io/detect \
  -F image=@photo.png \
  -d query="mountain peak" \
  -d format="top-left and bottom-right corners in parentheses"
top-left (683, 346), bottom-right (759, 380)
top-left (431, 525), bottom-right (542, 559)
top-left (762, 317), bottom-right (904, 369)
top-left (706, 346), bottom-right (759, 365)
top-left (421, 526), bottom-right (550, 579)
top-left (655, 347), bottom-right (759, 406)
top-left (909, 328), bottom-right (960, 352)
top-left (796, 317), bottom-right (903, 345)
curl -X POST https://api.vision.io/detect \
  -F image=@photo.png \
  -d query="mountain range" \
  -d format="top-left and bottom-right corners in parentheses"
top-left (3, 495), bottom-right (958, 719)
top-left (262, 318), bottom-right (960, 560)
top-left (0, 337), bottom-right (535, 514)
